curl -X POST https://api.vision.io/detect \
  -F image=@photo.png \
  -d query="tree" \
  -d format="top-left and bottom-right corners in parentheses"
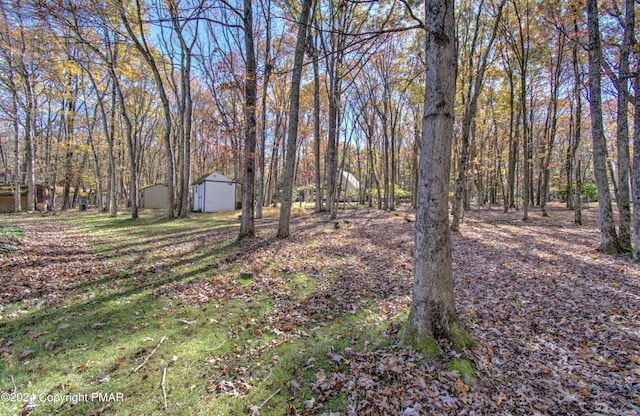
top-left (586, 0), bottom-right (621, 254)
top-left (450, 0), bottom-right (506, 230)
top-left (506, 0), bottom-right (532, 221)
top-left (613, 0), bottom-right (634, 252)
top-left (0, 0), bottom-right (37, 212)
top-left (118, 0), bottom-right (175, 220)
top-left (277, 0), bottom-right (313, 238)
top-left (632, 51), bottom-right (640, 260)
top-left (566, 0), bottom-right (583, 218)
top-left (402, 0), bottom-right (475, 355)
top-left (239, 0), bottom-right (257, 238)
top-left (538, 16), bottom-right (566, 218)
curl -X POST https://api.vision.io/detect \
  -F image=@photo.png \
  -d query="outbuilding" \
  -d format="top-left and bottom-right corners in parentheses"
top-left (0, 184), bottom-right (49, 212)
top-left (192, 172), bottom-right (238, 212)
top-left (339, 171), bottom-right (360, 202)
top-left (141, 184), bottom-right (168, 209)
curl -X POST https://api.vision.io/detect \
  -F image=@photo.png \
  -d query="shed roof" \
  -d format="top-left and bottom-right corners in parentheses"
top-left (141, 183), bottom-right (168, 191)
top-left (342, 171), bottom-right (360, 189)
top-left (192, 172), bottom-right (236, 185)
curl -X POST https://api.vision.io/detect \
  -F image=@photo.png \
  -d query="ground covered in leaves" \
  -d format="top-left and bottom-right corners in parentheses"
top-left (0, 204), bottom-right (639, 415)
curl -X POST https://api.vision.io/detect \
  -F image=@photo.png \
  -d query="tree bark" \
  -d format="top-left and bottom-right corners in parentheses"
top-left (575, 159), bottom-right (582, 226)
top-left (256, 0), bottom-right (272, 220)
top-left (567, 6), bottom-right (582, 212)
top-left (632, 60), bottom-right (640, 260)
top-left (403, 0), bottom-right (475, 356)
top-left (540, 31), bottom-right (565, 217)
top-left (312, 30), bottom-right (323, 213)
top-left (277, 0), bottom-right (312, 238)
top-left (614, 0), bottom-right (633, 252)
top-left (240, 0), bottom-right (257, 238)
top-left (451, 0), bottom-right (505, 230)
top-left (586, 0), bottom-right (621, 254)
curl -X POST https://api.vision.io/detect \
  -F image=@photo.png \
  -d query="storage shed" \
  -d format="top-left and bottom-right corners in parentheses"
top-left (0, 184), bottom-right (49, 212)
top-left (141, 184), bottom-right (168, 209)
top-left (339, 171), bottom-right (360, 202)
top-left (192, 172), bottom-right (237, 212)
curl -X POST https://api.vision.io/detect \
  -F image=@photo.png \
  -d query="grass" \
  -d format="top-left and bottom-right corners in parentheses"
top-left (0, 210), bottom-right (396, 415)
top-left (0, 224), bottom-right (25, 254)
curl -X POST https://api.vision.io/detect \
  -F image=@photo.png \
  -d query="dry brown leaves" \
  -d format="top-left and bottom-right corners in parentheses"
top-left (0, 217), bottom-right (117, 307)
top-left (2, 205), bottom-right (639, 415)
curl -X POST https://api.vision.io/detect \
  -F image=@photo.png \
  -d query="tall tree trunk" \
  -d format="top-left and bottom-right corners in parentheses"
top-left (505, 63), bottom-right (517, 211)
top-left (451, 0), bottom-right (505, 230)
top-left (586, 0), bottom-right (621, 254)
top-left (312, 30), bottom-right (322, 213)
top-left (13, 100), bottom-right (20, 212)
top-left (575, 159), bottom-right (582, 225)
top-left (614, 0), bottom-right (634, 251)
top-left (541, 31), bottom-right (565, 217)
top-left (516, 1), bottom-right (530, 221)
top-left (412, 108), bottom-right (420, 209)
top-left (381, 101), bottom-right (390, 211)
top-left (240, 0), bottom-right (257, 238)
top-left (632, 61), bottom-right (640, 259)
top-left (277, 0), bottom-right (312, 238)
top-left (256, 0), bottom-right (272, 220)
top-left (61, 89), bottom-right (76, 211)
top-left (119, 4), bottom-right (175, 219)
top-left (567, 7), bottom-right (582, 211)
top-left (21, 74), bottom-right (34, 211)
top-left (326, 67), bottom-right (341, 219)
top-left (107, 82), bottom-right (118, 216)
top-left (403, 0), bottom-right (474, 356)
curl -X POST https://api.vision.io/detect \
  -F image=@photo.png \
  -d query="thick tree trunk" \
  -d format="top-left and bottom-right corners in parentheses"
top-left (586, 0), bottom-right (621, 254)
top-left (277, 0), bottom-right (312, 238)
top-left (403, 0), bottom-right (474, 356)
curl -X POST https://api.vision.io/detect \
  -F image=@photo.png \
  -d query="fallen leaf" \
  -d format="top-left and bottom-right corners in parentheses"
top-left (19, 349), bottom-right (33, 358)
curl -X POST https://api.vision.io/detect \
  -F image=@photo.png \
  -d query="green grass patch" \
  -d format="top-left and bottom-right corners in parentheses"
top-left (283, 272), bottom-right (317, 299)
top-left (0, 224), bottom-right (25, 253)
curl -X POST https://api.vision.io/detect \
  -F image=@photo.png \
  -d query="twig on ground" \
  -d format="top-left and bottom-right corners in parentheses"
top-left (161, 367), bottom-right (168, 409)
top-left (177, 319), bottom-right (196, 326)
top-left (133, 335), bottom-right (167, 373)
top-left (259, 387), bottom-right (282, 409)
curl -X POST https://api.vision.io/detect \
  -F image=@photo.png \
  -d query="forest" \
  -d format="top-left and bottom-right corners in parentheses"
top-left (0, 0), bottom-right (637, 252)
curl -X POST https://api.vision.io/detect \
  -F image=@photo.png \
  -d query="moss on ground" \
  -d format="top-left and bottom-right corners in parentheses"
top-left (447, 358), bottom-right (478, 386)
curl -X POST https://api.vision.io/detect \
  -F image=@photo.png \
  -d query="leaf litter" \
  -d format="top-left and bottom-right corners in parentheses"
top-left (1, 205), bottom-right (639, 415)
